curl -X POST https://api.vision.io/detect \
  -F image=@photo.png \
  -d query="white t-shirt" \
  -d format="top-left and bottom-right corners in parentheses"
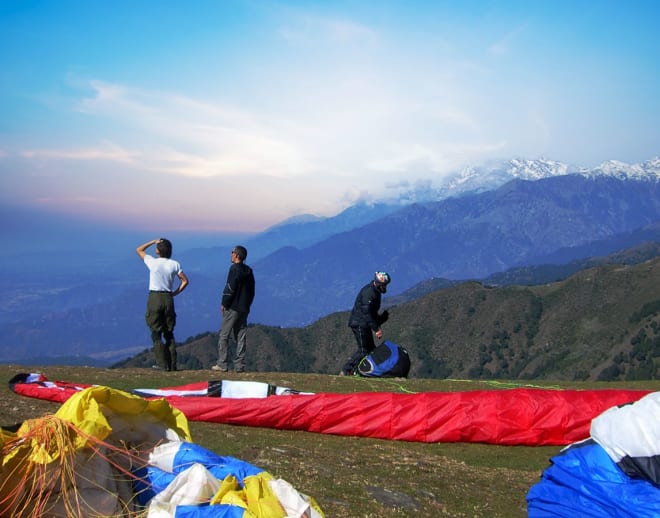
top-left (143, 255), bottom-right (183, 292)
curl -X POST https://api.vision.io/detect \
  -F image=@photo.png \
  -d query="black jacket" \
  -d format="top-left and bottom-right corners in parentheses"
top-left (348, 281), bottom-right (383, 330)
top-left (222, 263), bottom-right (255, 314)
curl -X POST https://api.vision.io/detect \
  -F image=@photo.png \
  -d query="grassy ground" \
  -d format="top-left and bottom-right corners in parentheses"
top-left (1, 365), bottom-right (658, 517)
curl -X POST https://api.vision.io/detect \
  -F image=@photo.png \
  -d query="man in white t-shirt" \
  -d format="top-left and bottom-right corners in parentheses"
top-left (136, 238), bottom-right (189, 371)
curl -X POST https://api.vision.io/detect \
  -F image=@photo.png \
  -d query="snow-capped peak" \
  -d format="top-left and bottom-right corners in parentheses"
top-left (506, 157), bottom-right (571, 179)
top-left (440, 157), bottom-right (573, 196)
top-left (389, 156), bottom-right (659, 205)
top-left (581, 158), bottom-right (660, 180)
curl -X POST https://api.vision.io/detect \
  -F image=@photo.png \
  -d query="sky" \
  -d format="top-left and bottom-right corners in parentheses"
top-left (1, 0), bottom-right (659, 235)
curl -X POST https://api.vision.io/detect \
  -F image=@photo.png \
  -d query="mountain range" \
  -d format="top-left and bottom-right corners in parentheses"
top-left (2, 156), bottom-right (659, 365)
top-left (246, 172), bottom-right (660, 326)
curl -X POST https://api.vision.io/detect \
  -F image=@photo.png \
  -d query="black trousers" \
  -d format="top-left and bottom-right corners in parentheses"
top-left (342, 326), bottom-right (376, 374)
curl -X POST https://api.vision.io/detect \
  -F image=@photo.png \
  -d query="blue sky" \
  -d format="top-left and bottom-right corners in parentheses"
top-left (1, 0), bottom-right (658, 234)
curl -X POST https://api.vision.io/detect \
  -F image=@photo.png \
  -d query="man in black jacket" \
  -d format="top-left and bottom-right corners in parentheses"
top-left (340, 271), bottom-right (391, 376)
top-left (212, 245), bottom-right (255, 373)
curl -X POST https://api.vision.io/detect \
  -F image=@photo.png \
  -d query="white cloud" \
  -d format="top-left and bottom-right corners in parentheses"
top-left (65, 71), bottom-right (487, 188)
top-left (72, 80), bottom-right (308, 179)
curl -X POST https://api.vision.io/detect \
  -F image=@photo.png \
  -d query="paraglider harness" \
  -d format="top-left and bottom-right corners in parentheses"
top-left (357, 341), bottom-right (411, 378)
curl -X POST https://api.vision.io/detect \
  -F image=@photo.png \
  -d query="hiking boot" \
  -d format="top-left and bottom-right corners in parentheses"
top-left (211, 365), bottom-right (228, 372)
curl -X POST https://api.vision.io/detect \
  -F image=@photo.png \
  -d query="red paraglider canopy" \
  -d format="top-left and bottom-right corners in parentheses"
top-left (8, 373), bottom-right (650, 446)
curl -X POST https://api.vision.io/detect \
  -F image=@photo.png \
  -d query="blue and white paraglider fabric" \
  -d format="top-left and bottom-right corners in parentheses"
top-left (527, 391), bottom-right (660, 517)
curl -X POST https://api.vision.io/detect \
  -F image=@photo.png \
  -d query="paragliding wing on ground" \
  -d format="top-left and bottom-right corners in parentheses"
top-left (7, 372), bottom-right (652, 446)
